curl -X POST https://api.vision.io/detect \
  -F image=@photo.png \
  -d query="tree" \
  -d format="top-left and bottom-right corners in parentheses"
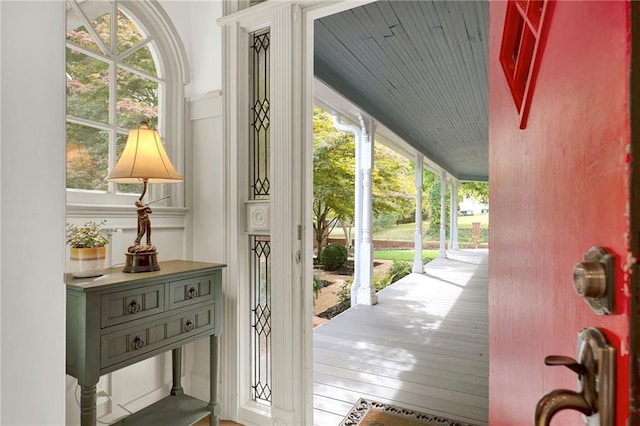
top-left (426, 173), bottom-right (450, 236)
top-left (459, 181), bottom-right (489, 204)
top-left (313, 107), bottom-right (415, 258)
top-left (66, 7), bottom-right (158, 192)
top-left (313, 108), bottom-right (354, 260)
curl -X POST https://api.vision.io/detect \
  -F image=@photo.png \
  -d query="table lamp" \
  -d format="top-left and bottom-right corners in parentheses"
top-left (106, 121), bottom-right (183, 272)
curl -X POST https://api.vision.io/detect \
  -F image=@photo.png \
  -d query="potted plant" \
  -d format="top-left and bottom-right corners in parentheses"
top-left (66, 220), bottom-right (115, 277)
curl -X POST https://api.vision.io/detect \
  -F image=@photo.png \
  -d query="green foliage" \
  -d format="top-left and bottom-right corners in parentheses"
top-left (336, 280), bottom-right (352, 311)
top-left (313, 107), bottom-right (415, 258)
top-left (427, 174), bottom-right (450, 235)
top-left (313, 107), bottom-right (355, 259)
top-left (387, 260), bottom-right (412, 283)
top-left (66, 6), bottom-right (159, 192)
top-left (459, 182), bottom-right (489, 204)
top-left (371, 144), bottom-right (414, 218)
top-left (373, 212), bottom-right (402, 232)
top-left (66, 220), bottom-right (116, 248)
top-left (313, 274), bottom-right (324, 302)
top-left (321, 243), bottom-right (348, 271)
top-left (373, 250), bottom-right (438, 263)
top-left (373, 260), bottom-right (412, 292)
top-left (373, 274), bottom-right (392, 292)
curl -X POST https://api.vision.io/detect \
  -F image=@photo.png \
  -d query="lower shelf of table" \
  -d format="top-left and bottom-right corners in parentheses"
top-left (112, 393), bottom-right (212, 426)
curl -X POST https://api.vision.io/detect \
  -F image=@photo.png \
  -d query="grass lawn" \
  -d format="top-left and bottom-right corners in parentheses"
top-left (332, 213), bottom-right (489, 240)
top-left (457, 213), bottom-right (489, 226)
top-left (373, 249), bottom-right (439, 263)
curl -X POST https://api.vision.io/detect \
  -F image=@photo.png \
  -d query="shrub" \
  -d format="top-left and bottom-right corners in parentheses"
top-left (336, 280), bottom-right (352, 310)
top-left (313, 273), bottom-right (323, 302)
top-left (374, 274), bottom-right (392, 292)
top-left (321, 243), bottom-right (348, 271)
top-left (387, 260), bottom-right (412, 283)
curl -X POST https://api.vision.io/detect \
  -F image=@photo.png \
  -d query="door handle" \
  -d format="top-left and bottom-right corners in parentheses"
top-left (572, 246), bottom-right (614, 315)
top-left (535, 327), bottom-right (615, 426)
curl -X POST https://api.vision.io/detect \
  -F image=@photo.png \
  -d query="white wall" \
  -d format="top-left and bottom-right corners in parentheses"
top-left (161, 0), bottom-right (227, 412)
top-left (0, 0), bottom-right (225, 422)
top-left (160, 0), bottom-right (224, 98)
top-left (1, 1), bottom-right (67, 425)
top-left (61, 2), bottom-right (226, 424)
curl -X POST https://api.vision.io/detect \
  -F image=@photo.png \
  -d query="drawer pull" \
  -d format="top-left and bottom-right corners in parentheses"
top-left (187, 287), bottom-right (198, 299)
top-left (128, 300), bottom-right (141, 314)
top-left (133, 336), bottom-right (146, 350)
top-left (184, 320), bottom-right (195, 333)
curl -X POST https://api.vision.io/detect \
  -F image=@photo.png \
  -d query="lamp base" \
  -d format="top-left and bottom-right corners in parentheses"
top-left (123, 252), bottom-right (160, 273)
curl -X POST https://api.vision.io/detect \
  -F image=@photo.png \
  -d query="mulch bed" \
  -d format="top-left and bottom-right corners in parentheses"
top-left (314, 259), bottom-right (383, 320)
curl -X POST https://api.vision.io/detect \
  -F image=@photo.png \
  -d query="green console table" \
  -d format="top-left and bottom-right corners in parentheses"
top-left (66, 260), bottom-right (226, 426)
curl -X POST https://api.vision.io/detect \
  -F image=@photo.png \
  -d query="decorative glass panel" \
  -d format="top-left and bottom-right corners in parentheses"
top-left (250, 30), bottom-right (270, 199)
top-left (250, 236), bottom-right (272, 405)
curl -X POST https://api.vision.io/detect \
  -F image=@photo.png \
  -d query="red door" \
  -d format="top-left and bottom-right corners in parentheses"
top-left (489, 2), bottom-right (633, 425)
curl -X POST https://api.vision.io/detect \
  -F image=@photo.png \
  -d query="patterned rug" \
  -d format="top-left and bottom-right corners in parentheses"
top-left (339, 398), bottom-right (476, 426)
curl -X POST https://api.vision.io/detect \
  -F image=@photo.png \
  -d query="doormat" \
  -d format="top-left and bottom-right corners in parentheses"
top-left (339, 398), bottom-right (477, 426)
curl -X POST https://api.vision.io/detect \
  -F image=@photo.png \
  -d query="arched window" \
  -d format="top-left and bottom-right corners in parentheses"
top-left (65, 0), bottom-right (187, 206)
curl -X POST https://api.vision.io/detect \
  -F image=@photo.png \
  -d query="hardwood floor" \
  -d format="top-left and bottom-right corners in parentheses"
top-left (313, 249), bottom-right (489, 426)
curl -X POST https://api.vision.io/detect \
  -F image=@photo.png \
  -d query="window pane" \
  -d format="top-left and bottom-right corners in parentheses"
top-left (250, 235), bottom-right (272, 405)
top-left (117, 10), bottom-right (145, 54)
top-left (250, 31), bottom-right (270, 200)
top-left (121, 42), bottom-right (158, 77)
top-left (66, 123), bottom-right (108, 191)
top-left (66, 48), bottom-right (110, 124)
top-left (66, 4), bottom-right (104, 54)
top-left (117, 66), bottom-right (158, 129)
top-left (66, 0), bottom-right (165, 197)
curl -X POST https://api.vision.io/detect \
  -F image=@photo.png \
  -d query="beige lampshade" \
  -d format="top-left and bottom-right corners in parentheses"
top-left (106, 122), bottom-right (183, 183)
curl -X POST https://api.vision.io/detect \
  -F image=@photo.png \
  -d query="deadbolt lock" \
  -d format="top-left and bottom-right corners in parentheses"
top-left (572, 246), bottom-right (614, 315)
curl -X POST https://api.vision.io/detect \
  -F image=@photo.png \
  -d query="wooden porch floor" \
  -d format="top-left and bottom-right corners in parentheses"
top-left (313, 249), bottom-right (489, 426)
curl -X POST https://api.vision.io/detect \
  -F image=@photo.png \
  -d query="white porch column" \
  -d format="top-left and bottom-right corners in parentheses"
top-left (439, 170), bottom-right (447, 258)
top-left (413, 154), bottom-right (424, 273)
top-left (356, 114), bottom-right (378, 305)
top-left (449, 179), bottom-right (460, 250)
top-left (332, 115), bottom-right (362, 306)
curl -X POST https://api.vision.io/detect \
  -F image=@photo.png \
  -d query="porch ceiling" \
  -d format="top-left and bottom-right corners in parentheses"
top-left (314, 0), bottom-right (489, 181)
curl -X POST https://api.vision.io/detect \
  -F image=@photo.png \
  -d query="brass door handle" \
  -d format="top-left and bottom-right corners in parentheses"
top-left (544, 355), bottom-right (586, 375)
top-left (534, 327), bottom-right (614, 426)
top-left (572, 246), bottom-right (614, 315)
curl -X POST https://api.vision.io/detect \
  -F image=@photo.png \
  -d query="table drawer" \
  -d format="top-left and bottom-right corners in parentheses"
top-left (101, 284), bottom-right (165, 328)
top-left (169, 271), bottom-right (218, 310)
top-left (101, 305), bottom-right (215, 368)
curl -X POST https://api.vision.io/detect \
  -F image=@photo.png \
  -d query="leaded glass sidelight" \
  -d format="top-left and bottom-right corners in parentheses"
top-left (249, 30), bottom-right (270, 199)
top-left (250, 235), bottom-right (272, 404)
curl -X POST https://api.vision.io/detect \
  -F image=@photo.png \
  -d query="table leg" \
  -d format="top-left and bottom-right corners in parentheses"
top-left (209, 334), bottom-right (220, 426)
top-left (80, 383), bottom-right (97, 426)
top-left (171, 347), bottom-right (184, 395)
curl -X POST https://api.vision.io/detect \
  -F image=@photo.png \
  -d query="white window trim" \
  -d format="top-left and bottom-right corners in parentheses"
top-left (66, 0), bottom-right (189, 210)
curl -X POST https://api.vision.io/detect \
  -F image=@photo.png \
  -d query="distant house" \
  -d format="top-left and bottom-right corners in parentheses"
top-left (459, 197), bottom-right (489, 216)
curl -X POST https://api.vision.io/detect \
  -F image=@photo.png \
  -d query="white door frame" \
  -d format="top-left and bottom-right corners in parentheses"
top-left (219, 1), bottom-right (377, 424)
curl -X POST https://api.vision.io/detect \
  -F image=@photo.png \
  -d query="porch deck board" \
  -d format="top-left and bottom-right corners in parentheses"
top-left (313, 249), bottom-right (489, 426)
